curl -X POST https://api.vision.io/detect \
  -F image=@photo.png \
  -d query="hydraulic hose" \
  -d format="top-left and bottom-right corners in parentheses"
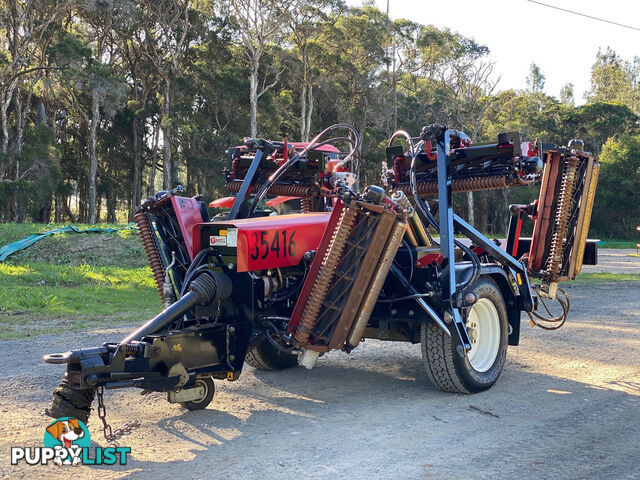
top-left (120, 271), bottom-right (232, 344)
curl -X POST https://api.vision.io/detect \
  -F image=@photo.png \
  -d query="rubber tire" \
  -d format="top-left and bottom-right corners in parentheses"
top-left (245, 337), bottom-right (299, 370)
top-left (180, 377), bottom-right (215, 411)
top-left (420, 276), bottom-right (508, 394)
top-left (46, 379), bottom-right (96, 422)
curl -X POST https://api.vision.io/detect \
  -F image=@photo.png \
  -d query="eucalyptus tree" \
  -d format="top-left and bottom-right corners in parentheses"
top-left (49, 28), bottom-right (126, 223)
top-left (225, 0), bottom-right (293, 137)
top-left (0, 0), bottom-right (71, 221)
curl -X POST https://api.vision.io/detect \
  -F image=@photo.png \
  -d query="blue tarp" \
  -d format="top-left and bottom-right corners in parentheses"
top-left (0, 225), bottom-right (136, 261)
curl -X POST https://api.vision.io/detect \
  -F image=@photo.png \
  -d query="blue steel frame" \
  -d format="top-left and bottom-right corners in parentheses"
top-left (435, 129), bottom-right (535, 353)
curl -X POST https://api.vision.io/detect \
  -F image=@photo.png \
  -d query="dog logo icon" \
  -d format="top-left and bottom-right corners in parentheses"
top-left (44, 417), bottom-right (90, 466)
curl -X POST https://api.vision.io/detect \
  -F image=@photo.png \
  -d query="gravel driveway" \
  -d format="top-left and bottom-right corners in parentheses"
top-left (582, 248), bottom-right (640, 274)
top-left (1, 277), bottom-right (639, 479)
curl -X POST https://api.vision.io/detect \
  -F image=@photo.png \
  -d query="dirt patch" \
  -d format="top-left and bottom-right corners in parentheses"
top-left (0, 281), bottom-right (639, 479)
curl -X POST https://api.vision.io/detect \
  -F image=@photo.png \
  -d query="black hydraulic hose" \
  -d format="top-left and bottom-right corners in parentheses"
top-left (121, 271), bottom-right (232, 344)
top-left (180, 248), bottom-right (221, 297)
top-left (312, 136), bottom-right (357, 149)
top-left (377, 293), bottom-right (434, 303)
top-left (268, 258), bottom-right (310, 304)
top-left (180, 248), bottom-right (210, 293)
top-left (263, 319), bottom-right (297, 354)
top-left (390, 238), bottom-right (414, 299)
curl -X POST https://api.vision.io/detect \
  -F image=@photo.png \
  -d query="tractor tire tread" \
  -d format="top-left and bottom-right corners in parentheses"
top-left (421, 321), bottom-right (470, 394)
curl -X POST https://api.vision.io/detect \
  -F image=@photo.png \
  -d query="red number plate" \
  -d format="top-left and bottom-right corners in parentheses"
top-left (237, 223), bottom-right (326, 272)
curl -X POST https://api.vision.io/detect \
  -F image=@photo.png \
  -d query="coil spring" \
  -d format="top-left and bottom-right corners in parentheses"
top-left (134, 211), bottom-right (165, 298)
top-left (395, 175), bottom-right (510, 196)
top-left (294, 205), bottom-right (358, 344)
top-left (301, 198), bottom-right (312, 213)
top-left (226, 182), bottom-right (312, 197)
top-left (546, 156), bottom-right (579, 278)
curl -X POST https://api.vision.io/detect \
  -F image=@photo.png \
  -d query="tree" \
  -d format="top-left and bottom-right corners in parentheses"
top-left (287, 0), bottom-right (333, 140)
top-left (0, 0), bottom-right (71, 221)
top-left (226, 0), bottom-right (291, 138)
top-left (586, 47), bottom-right (640, 113)
top-left (559, 83), bottom-right (574, 106)
top-left (526, 62), bottom-right (545, 94)
top-left (49, 32), bottom-right (126, 223)
top-left (115, 2), bottom-right (160, 217)
top-left (437, 38), bottom-right (498, 226)
top-left (591, 134), bottom-right (640, 238)
top-left (139, 0), bottom-right (195, 189)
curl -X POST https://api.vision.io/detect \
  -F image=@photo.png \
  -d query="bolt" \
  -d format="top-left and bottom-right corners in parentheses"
top-left (464, 292), bottom-right (478, 305)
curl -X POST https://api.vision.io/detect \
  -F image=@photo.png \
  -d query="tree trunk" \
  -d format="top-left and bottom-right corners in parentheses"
top-left (14, 88), bottom-right (23, 221)
top-left (305, 85), bottom-right (313, 141)
top-left (0, 81), bottom-right (17, 157)
top-left (131, 115), bottom-right (142, 218)
top-left (96, 193), bottom-right (102, 223)
top-left (249, 59), bottom-right (259, 138)
top-left (1, 96), bottom-right (9, 156)
top-left (106, 190), bottom-right (116, 223)
top-left (162, 79), bottom-right (172, 189)
top-left (148, 120), bottom-right (160, 195)
top-left (54, 193), bottom-right (62, 222)
top-left (63, 196), bottom-right (77, 222)
top-left (392, 45), bottom-right (398, 132)
top-left (300, 77), bottom-right (307, 141)
top-left (88, 93), bottom-right (100, 224)
top-left (38, 196), bottom-right (52, 223)
top-left (300, 53), bottom-right (313, 141)
top-left (466, 191), bottom-right (475, 227)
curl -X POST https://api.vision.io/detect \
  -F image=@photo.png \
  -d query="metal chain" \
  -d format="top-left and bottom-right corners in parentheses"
top-left (96, 387), bottom-right (141, 446)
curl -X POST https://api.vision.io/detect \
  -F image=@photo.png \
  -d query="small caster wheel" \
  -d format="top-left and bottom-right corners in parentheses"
top-left (180, 376), bottom-right (215, 411)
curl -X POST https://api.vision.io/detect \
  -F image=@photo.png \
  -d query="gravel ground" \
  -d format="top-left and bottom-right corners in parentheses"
top-left (582, 249), bottom-right (640, 274)
top-left (1, 278), bottom-right (639, 480)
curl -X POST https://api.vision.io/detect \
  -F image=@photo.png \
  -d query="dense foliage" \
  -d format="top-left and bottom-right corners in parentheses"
top-left (1, 0), bottom-right (638, 238)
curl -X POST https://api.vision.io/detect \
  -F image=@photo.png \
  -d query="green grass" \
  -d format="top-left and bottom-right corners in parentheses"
top-left (0, 223), bottom-right (158, 339)
top-left (597, 240), bottom-right (638, 249)
top-left (0, 222), bottom-right (134, 245)
top-left (574, 272), bottom-right (640, 284)
top-left (0, 222), bottom-right (147, 267)
top-left (0, 262), bottom-right (160, 339)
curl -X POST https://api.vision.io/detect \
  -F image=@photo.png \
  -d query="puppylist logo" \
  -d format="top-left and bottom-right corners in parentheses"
top-left (11, 417), bottom-right (130, 466)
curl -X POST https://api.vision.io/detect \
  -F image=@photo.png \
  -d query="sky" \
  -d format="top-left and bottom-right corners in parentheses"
top-left (346, 0), bottom-right (640, 104)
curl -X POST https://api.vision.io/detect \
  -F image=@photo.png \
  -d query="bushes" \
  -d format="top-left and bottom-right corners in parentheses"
top-left (591, 134), bottom-right (640, 239)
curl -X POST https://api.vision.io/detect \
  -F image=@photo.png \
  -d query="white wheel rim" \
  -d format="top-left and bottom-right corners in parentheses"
top-left (465, 298), bottom-right (500, 373)
top-left (193, 379), bottom-right (209, 403)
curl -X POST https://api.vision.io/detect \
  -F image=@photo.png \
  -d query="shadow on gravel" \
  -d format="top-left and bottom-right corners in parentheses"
top-left (93, 365), bottom-right (640, 480)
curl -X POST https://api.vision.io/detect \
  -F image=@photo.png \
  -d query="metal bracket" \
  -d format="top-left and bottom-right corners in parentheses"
top-left (227, 148), bottom-right (266, 220)
top-left (168, 385), bottom-right (206, 403)
top-left (167, 362), bottom-right (189, 388)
